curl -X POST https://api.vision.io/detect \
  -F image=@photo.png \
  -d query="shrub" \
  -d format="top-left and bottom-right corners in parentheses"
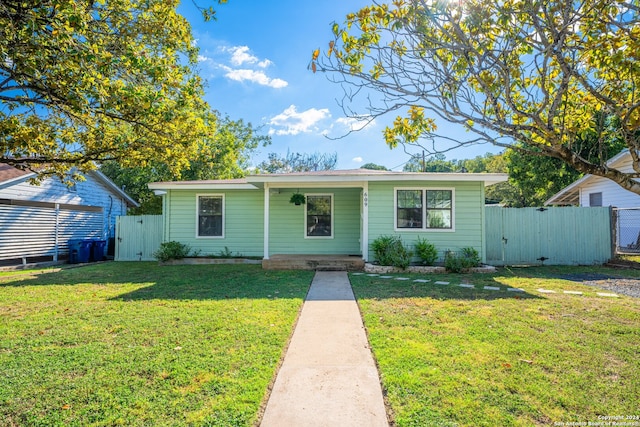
top-left (414, 236), bottom-right (438, 266)
top-left (371, 235), bottom-right (412, 269)
top-left (444, 247), bottom-right (481, 273)
top-left (153, 241), bottom-right (192, 262)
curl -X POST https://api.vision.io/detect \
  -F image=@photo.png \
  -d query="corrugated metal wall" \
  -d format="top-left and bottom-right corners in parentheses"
top-left (0, 199), bottom-right (103, 262)
top-left (485, 207), bottom-right (612, 266)
top-left (115, 215), bottom-right (162, 261)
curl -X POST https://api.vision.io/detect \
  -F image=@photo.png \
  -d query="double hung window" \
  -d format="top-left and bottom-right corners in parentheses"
top-left (396, 189), bottom-right (453, 230)
top-left (197, 195), bottom-right (224, 237)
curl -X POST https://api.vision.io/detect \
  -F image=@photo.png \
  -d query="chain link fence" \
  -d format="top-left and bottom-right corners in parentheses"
top-left (614, 208), bottom-right (640, 253)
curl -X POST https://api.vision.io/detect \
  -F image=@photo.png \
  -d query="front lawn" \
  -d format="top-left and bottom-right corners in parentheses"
top-left (351, 266), bottom-right (640, 427)
top-left (0, 263), bottom-right (313, 426)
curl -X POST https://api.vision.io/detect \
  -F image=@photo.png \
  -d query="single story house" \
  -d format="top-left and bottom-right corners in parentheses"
top-left (545, 150), bottom-right (640, 208)
top-left (0, 164), bottom-right (138, 265)
top-left (545, 150), bottom-right (640, 249)
top-left (148, 169), bottom-right (507, 266)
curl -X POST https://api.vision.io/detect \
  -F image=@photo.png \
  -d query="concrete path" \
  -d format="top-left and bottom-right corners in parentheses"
top-left (260, 271), bottom-right (389, 427)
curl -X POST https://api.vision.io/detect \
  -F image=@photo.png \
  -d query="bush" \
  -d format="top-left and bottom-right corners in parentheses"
top-left (444, 247), bottom-right (481, 273)
top-left (414, 236), bottom-right (438, 265)
top-left (153, 241), bottom-right (192, 262)
top-left (371, 235), bottom-right (412, 269)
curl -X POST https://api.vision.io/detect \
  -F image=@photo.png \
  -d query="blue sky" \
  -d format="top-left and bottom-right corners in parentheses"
top-left (178, 1), bottom-right (502, 171)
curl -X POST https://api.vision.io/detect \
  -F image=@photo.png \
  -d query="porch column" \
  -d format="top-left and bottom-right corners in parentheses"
top-left (264, 183), bottom-right (270, 260)
top-left (362, 182), bottom-right (369, 262)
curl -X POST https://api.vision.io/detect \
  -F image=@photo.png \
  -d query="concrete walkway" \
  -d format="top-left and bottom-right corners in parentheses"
top-left (260, 271), bottom-right (389, 427)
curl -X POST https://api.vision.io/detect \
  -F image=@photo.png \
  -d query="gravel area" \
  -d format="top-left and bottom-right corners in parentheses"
top-left (582, 279), bottom-right (640, 298)
top-left (559, 273), bottom-right (640, 298)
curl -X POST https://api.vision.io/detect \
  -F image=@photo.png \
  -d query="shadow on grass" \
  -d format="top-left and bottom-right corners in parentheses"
top-left (0, 262), bottom-right (314, 301)
top-left (349, 273), bottom-right (542, 301)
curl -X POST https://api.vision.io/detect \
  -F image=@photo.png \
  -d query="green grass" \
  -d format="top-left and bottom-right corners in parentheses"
top-left (0, 262), bottom-right (313, 426)
top-left (351, 266), bottom-right (640, 427)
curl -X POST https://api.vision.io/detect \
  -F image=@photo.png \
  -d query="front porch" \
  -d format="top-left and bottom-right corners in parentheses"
top-left (262, 254), bottom-right (365, 271)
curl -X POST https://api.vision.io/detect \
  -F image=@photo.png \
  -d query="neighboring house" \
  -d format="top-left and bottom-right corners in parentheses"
top-left (545, 150), bottom-right (640, 208)
top-left (148, 169), bottom-right (507, 265)
top-left (546, 150), bottom-right (640, 248)
top-left (0, 164), bottom-right (138, 265)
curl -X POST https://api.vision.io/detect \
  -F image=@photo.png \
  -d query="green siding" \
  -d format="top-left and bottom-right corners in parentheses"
top-left (367, 181), bottom-right (485, 262)
top-left (269, 188), bottom-right (361, 255)
top-left (165, 189), bottom-right (264, 257)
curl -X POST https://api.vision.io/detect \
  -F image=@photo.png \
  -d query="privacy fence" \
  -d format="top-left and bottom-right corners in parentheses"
top-left (485, 206), bottom-right (613, 266)
top-left (114, 215), bottom-right (163, 261)
top-left (0, 199), bottom-right (103, 265)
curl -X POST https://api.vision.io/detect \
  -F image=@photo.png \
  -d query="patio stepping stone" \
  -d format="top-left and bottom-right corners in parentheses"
top-left (458, 284), bottom-right (475, 288)
top-left (366, 274), bottom-right (380, 277)
top-left (395, 277), bottom-right (410, 281)
top-left (507, 288), bottom-right (525, 292)
top-left (413, 279), bottom-right (430, 283)
top-left (351, 272), bottom-right (364, 275)
top-left (563, 291), bottom-right (583, 295)
top-left (435, 281), bottom-right (450, 285)
top-left (597, 292), bottom-right (619, 297)
top-left (483, 286), bottom-right (500, 291)
top-left (537, 288), bottom-right (556, 293)
top-left (379, 276), bottom-right (393, 279)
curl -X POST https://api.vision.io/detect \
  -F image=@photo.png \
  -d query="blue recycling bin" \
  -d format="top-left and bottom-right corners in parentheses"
top-left (90, 239), bottom-right (107, 262)
top-left (68, 239), bottom-right (92, 264)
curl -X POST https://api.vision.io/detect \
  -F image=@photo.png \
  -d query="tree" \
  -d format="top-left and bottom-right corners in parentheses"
top-left (403, 153), bottom-right (455, 172)
top-left (360, 162), bottom-right (388, 170)
top-left (101, 116), bottom-right (269, 214)
top-left (314, 0), bottom-right (640, 194)
top-left (0, 0), bottom-right (220, 181)
top-left (256, 151), bottom-right (338, 173)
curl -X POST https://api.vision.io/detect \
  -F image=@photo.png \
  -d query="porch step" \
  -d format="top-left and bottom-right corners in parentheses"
top-left (262, 255), bottom-right (365, 271)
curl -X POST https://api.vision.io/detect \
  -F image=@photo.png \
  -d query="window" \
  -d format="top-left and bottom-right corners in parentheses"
top-left (396, 188), bottom-right (453, 230)
top-left (589, 192), bottom-right (603, 207)
top-left (306, 194), bottom-right (333, 238)
top-left (397, 190), bottom-right (423, 228)
top-left (197, 195), bottom-right (224, 237)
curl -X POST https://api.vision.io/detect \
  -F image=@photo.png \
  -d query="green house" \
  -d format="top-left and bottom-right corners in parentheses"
top-left (148, 169), bottom-right (506, 266)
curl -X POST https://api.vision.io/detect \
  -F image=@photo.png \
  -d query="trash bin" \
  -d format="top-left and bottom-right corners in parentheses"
top-left (68, 239), bottom-right (91, 264)
top-left (68, 239), bottom-right (80, 264)
top-left (90, 239), bottom-right (107, 262)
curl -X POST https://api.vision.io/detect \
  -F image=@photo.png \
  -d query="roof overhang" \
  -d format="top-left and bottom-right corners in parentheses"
top-left (91, 170), bottom-right (140, 207)
top-left (246, 172), bottom-right (508, 188)
top-left (148, 172), bottom-right (508, 191)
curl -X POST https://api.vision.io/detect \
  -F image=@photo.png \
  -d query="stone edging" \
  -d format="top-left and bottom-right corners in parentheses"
top-left (160, 258), bottom-right (262, 266)
top-left (364, 263), bottom-right (497, 274)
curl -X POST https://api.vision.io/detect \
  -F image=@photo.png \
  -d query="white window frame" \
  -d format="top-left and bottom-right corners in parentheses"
top-left (304, 193), bottom-right (334, 239)
top-left (394, 187), bottom-right (455, 232)
top-left (196, 194), bottom-right (225, 239)
top-left (589, 192), bottom-right (603, 207)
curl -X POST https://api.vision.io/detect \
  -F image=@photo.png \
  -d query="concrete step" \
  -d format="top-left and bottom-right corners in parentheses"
top-left (262, 255), bottom-right (365, 271)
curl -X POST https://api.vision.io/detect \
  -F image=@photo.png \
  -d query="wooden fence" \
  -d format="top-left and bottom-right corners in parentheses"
top-left (485, 207), bottom-right (613, 266)
top-left (114, 215), bottom-right (163, 261)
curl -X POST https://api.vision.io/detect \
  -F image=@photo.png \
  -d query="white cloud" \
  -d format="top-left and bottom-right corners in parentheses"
top-left (224, 68), bottom-right (288, 89)
top-left (268, 105), bottom-right (331, 136)
top-left (228, 46), bottom-right (258, 66)
top-left (227, 46), bottom-right (272, 68)
top-left (352, 156), bottom-right (364, 163)
top-left (336, 116), bottom-right (375, 132)
top-left (197, 55), bottom-right (211, 62)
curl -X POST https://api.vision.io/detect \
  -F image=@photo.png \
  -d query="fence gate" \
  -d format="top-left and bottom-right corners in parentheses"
top-left (485, 207), bottom-right (613, 266)
top-left (115, 215), bottom-right (162, 261)
top-left (613, 208), bottom-right (640, 254)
